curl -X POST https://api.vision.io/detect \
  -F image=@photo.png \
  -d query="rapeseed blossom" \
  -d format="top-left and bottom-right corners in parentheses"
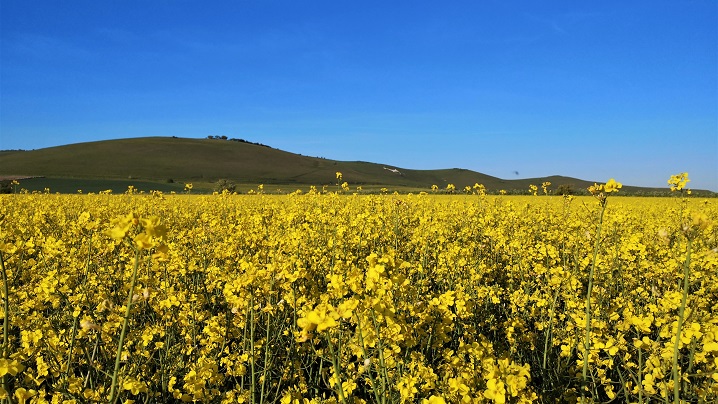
top-left (668, 172), bottom-right (690, 191)
top-left (603, 178), bottom-right (622, 193)
top-left (0, 185), bottom-right (715, 403)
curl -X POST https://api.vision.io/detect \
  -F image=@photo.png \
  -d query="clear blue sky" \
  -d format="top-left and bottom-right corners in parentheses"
top-left (1, 1), bottom-right (716, 190)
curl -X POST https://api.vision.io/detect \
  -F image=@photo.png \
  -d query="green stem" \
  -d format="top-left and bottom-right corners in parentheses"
top-left (63, 311), bottom-right (80, 390)
top-left (638, 345), bottom-right (643, 404)
top-left (1, 252), bottom-right (8, 358)
top-left (1, 251), bottom-right (10, 401)
top-left (260, 306), bottom-right (271, 404)
top-left (370, 311), bottom-right (389, 404)
top-left (672, 238), bottom-right (692, 404)
top-left (249, 296), bottom-right (256, 403)
top-left (543, 283), bottom-right (562, 369)
top-left (327, 332), bottom-right (347, 404)
top-left (355, 314), bottom-right (382, 404)
top-left (582, 201), bottom-right (607, 402)
top-left (109, 249), bottom-right (140, 404)
top-left (83, 333), bottom-right (101, 389)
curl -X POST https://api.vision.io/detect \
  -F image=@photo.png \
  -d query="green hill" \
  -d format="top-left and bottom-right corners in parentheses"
top-left (0, 136), bottom-right (694, 195)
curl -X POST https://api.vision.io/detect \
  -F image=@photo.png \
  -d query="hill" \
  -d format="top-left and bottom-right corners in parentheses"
top-left (0, 136), bottom-right (696, 195)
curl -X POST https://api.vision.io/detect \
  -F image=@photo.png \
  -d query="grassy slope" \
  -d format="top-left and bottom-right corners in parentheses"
top-left (0, 137), bottom-right (688, 194)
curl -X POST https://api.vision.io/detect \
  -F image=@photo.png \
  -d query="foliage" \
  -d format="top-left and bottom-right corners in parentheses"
top-left (556, 183), bottom-right (575, 195)
top-left (214, 179), bottom-right (236, 194)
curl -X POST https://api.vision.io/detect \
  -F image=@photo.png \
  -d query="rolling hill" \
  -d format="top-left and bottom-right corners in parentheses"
top-left (0, 136), bottom-right (693, 195)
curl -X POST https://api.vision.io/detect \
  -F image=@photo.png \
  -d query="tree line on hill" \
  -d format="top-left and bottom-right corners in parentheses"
top-left (206, 136), bottom-right (272, 148)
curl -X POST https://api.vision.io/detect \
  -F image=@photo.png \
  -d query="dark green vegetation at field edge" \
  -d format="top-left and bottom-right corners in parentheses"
top-left (0, 137), bottom-right (713, 195)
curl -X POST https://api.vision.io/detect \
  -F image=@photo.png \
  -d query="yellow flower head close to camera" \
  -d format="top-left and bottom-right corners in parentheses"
top-left (105, 212), bottom-right (139, 240)
top-left (668, 172), bottom-right (690, 192)
top-left (603, 178), bottom-right (622, 193)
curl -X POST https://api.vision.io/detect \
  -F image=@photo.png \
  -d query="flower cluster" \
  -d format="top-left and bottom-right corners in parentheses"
top-left (0, 178), bottom-right (715, 402)
top-left (668, 172), bottom-right (690, 192)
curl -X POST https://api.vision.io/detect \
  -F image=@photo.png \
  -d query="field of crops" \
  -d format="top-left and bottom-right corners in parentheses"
top-left (0, 180), bottom-right (716, 403)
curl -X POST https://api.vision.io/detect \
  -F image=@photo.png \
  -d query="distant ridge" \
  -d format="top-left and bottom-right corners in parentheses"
top-left (0, 136), bottom-right (697, 194)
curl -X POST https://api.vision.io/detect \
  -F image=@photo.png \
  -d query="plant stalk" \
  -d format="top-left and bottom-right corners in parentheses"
top-left (1, 251), bottom-right (10, 402)
top-left (582, 201), bottom-right (607, 402)
top-left (672, 238), bottom-right (692, 404)
top-left (109, 249), bottom-right (140, 403)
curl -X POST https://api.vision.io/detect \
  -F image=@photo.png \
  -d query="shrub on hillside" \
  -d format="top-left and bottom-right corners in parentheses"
top-left (0, 180), bottom-right (11, 194)
top-left (214, 179), bottom-right (236, 193)
top-left (556, 184), bottom-right (575, 195)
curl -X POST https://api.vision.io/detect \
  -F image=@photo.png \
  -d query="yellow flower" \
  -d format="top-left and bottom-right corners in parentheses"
top-left (0, 359), bottom-right (25, 377)
top-left (642, 372), bottom-right (657, 394)
top-left (541, 181), bottom-right (551, 195)
top-left (587, 183), bottom-right (603, 195)
top-left (342, 379), bottom-right (357, 395)
top-left (484, 378), bottom-right (506, 403)
top-left (448, 377), bottom-right (469, 395)
top-left (14, 388), bottom-right (36, 404)
top-left (668, 172), bottom-right (690, 191)
top-left (80, 317), bottom-right (101, 332)
top-left (297, 304), bottom-right (340, 338)
top-left (605, 384), bottom-right (616, 400)
top-left (337, 298), bottom-right (359, 319)
top-left (134, 233), bottom-right (155, 250)
top-left (422, 396), bottom-right (446, 404)
top-left (0, 242), bottom-right (17, 254)
top-left (140, 216), bottom-right (167, 238)
top-left (603, 178), bottom-right (622, 193)
top-left (106, 214), bottom-right (135, 240)
top-left (689, 212), bottom-right (711, 231)
top-left (122, 378), bottom-right (148, 395)
top-left (151, 243), bottom-right (170, 261)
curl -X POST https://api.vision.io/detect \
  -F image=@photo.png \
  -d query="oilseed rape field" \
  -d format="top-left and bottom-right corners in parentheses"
top-left (0, 177), bottom-right (716, 403)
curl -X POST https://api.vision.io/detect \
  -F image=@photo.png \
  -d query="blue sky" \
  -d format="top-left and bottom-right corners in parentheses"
top-left (1, 1), bottom-right (716, 190)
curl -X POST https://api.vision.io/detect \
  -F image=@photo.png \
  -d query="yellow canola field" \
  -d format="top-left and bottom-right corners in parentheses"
top-left (0, 192), bottom-right (717, 403)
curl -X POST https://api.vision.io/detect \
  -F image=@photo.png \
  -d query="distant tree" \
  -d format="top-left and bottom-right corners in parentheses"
top-left (220, 135), bottom-right (228, 140)
top-left (214, 179), bottom-right (236, 193)
top-left (556, 184), bottom-right (575, 195)
top-left (0, 180), bottom-right (11, 194)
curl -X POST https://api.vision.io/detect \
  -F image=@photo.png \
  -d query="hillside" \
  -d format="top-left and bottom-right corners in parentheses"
top-left (0, 136), bottom-right (686, 194)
